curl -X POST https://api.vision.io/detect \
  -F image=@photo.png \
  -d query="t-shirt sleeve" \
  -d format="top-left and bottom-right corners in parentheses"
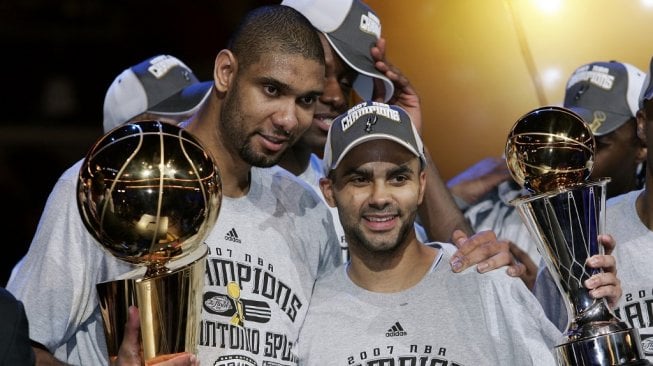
top-left (6, 167), bottom-right (124, 353)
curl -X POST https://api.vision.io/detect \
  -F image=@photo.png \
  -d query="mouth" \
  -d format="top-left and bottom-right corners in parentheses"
top-left (363, 213), bottom-right (398, 231)
top-left (258, 133), bottom-right (289, 153)
top-left (313, 113), bottom-right (338, 132)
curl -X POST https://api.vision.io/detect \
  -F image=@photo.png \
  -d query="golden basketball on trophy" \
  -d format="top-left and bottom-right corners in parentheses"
top-left (77, 120), bottom-right (222, 363)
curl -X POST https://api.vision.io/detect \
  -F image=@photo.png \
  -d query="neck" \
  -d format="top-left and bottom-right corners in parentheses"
top-left (346, 236), bottom-right (438, 293)
top-left (636, 185), bottom-right (653, 230)
top-left (278, 143), bottom-right (313, 176)
top-left (184, 92), bottom-right (251, 198)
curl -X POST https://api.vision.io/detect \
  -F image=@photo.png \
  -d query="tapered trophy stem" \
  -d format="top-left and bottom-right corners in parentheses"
top-left (97, 244), bottom-right (207, 362)
top-left (514, 181), bottom-right (648, 365)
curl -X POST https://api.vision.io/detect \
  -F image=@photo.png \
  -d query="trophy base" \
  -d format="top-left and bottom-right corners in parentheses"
top-left (554, 328), bottom-right (651, 366)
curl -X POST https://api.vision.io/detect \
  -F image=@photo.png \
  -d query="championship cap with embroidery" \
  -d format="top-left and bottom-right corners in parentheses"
top-left (563, 61), bottom-right (645, 136)
top-left (281, 0), bottom-right (394, 102)
top-left (640, 56), bottom-right (653, 109)
top-left (103, 55), bottom-right (212, 133)
top-left (323, 101), bottom-right (425, 173)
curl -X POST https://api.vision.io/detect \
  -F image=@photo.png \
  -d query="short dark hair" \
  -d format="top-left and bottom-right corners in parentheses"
top-left (227, 5), bottom-right (325, 72)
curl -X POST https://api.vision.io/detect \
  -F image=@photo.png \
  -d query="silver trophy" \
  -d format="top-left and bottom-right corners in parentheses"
top-left (77, 120), bottom-right (222, 363)
top-left (506, 106), bottom-right (649, 365)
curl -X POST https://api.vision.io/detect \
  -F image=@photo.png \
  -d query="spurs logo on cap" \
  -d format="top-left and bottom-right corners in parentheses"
top-left (147, 56), bottom-right (187, 79)
top-left (360, 11), bottom-right (381, 37)
top-left (588, 111), bottom-right (607, 133)
top-left (364, 113), bottom-right (378, 133)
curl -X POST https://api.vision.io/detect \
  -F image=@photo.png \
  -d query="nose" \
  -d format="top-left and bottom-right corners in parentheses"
top-left (272, 99), bottom-right (299, 136)
top-left (320, 76), bottom-right (348, 112)
top-left (368, 181), bottom-right (392, 209)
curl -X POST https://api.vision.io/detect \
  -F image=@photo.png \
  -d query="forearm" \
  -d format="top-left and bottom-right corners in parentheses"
top-left (33, 345), bottom-right (68, 366)
top-left (418, 147), bottom-right (474, 241)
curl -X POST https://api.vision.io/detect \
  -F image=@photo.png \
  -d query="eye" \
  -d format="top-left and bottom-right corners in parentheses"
top-left (348, 175), bottom-right (369, 186)
top-left (393, 175), bottom-right (407, 183)
top-left (595, 139), bottom-right (610, 151)
top-left (339, 77), bottom-right (354, 95)
top-left (263, 84), bottom-right (279, 97)
top-left (298, 95), bottom-right (317, 107)
top-left (390, 174), bottom-right (409, 185)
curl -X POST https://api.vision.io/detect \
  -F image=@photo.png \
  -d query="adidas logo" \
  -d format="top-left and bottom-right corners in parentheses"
top-left (225, 228), bottom-right (241, 243)
top-left (385, 322), bottom-right (407, 337)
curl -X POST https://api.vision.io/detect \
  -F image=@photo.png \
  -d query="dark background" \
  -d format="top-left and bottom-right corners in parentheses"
top-left (0, 0), bottom-right (277, 286)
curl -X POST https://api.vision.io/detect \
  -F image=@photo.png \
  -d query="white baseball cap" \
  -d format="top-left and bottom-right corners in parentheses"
top-left (103, 55), bottom-right (212, 133)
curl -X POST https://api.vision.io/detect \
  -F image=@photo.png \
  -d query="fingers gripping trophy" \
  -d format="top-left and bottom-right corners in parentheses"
top-left (77, 121), bottom-right (222, 363)
top-left (506, 106), bottom-right (650, 366)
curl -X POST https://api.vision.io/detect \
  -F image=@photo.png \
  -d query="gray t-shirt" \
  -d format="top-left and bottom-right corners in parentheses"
top-left (7, 161), bottom-right (341, 365)
top-left (298, 243), bottom-right (560, 365)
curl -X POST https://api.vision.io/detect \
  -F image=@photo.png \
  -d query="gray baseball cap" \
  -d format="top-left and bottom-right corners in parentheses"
top-left (323, 101), bottom-right (425, 173)
top-left (281, 0), bottom-right (394, 102)
top-left (563, 61), bottom-right (645, 136)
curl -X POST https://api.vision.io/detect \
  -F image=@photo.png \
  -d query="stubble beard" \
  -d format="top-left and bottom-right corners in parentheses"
top-left (220, 85), bottom-right (286, 168)
top-left (344, 209), bottom-right (417, 257)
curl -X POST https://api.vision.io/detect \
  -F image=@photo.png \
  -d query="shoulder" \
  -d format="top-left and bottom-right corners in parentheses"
top-left (607, 189), bottom-right (642, 210)
top-left (312, 265), bottom-right (347, 295)
top-left (254, 166), bottom-right (329, 212)
top-left (60, 159), bottom-right (85, 182)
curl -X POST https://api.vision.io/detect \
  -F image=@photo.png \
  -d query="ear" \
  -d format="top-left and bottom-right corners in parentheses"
top-left (637, 110), bottom-right (648, 141)
top-left (214, 50), bottom-right (237, 93)
top-left (634, 111), bottom-right (648, 162)
top-left (319, 177), bottom-right (337, 208)
top-left (417, 170), bottom-right (426, 205)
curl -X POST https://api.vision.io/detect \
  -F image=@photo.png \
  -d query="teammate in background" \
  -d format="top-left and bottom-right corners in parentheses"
top-left (534, 58), bottom-right (653, 362)
top-left (297, 102), bottom-right (561, 365)
top-left (7, 6), bottom-right (341, 365)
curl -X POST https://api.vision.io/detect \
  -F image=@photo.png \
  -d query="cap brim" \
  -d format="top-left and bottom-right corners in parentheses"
top-left (567, 106), bottom-right (631, 136)
top-left (148, 81), bottom-right (212, 116)
top-left (324, 34), bottom-right (394, 102)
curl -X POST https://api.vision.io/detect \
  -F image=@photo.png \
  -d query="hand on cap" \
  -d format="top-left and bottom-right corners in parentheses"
top-left (584, 234), bottom-right (622, 309)
top-left (449, 230), bottom-right (527, 278)
top-left (113, 306), bottom-right (199, 366)
top-left (371, 37), bottom-right (422, 133)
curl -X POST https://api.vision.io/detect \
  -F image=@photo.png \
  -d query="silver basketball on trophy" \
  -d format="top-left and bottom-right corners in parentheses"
top-left (77, 120), bottom-right (222, 362)
top-left (506, 106), bottom-right (649, 365)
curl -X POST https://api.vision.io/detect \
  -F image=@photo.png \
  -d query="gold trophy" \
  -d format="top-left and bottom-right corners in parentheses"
top-left (506, 106), bottom-right (649, 365)
top-left (77, 120), bottom-right (222, 363)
